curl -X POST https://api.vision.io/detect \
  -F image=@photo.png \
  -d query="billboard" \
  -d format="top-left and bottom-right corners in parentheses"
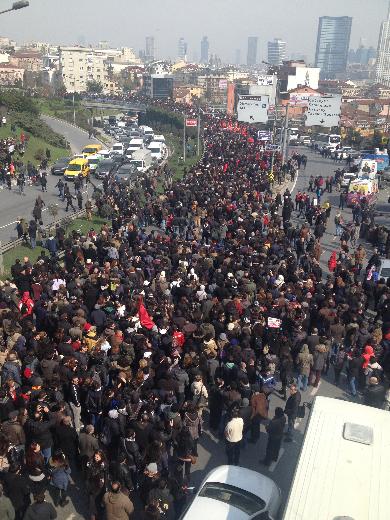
top-left (257, 75), bottom-right (275, 86)
top-left (219, 79), bottom-right (228, 90)
top-left (226, 83), bottom-right (235, 116)
top-left (305, 95), bottom-right (341, 127)
top-left (237, 95), bottom-right (269, 123)
top-left (185, 119), bottom-right (197, 127)
top-left (361, 152), bottom-right (389, 172)
top-left (289, 92), bottom-right (321, 107)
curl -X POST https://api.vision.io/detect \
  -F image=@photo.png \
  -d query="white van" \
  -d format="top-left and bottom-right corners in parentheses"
top-left (140, 125), bottom-right (154, 139)
top-left (283, 396), bottom-right (390, 520)
top-left (153, 134), bottom-right (166, 144)
top-left (148, 141), bottom-right (166, 162)
top-left (98, 149), bottom-right (111, 160)
top-left (127, 138), bottom-right (144, 154)
top-left (111, 142), bottom-right (125, 155)
top-left (130, 149), bottom-right (152, 173)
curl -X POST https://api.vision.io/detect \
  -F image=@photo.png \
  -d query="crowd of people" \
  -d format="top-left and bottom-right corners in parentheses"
top-left (0, 100), bottom-right (388, 520)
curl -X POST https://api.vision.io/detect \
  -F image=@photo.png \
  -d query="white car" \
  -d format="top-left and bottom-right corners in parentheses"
top-left (180, 465), bottom-right (281, 520)
top-left (111, 142), bottom-right (125, 155)
top-left (341, 172), bottom-right (357, 189)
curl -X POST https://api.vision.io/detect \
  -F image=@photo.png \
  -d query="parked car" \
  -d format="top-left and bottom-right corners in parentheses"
top-left (51, 157), bottom-right (71, 175)
top-left (180, 466), bottom-right (281, 520)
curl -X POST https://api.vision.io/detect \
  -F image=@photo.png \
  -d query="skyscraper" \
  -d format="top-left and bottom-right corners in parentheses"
top-left (267, 38), bottom-right (287, 66)
top-left (200, 36), bottom-right (209, 64)
top-left (247, 37), bottom-right (258, 66)
top-left (178, 37), bottom-right (188, 61)
top-left (314, 16), bottom-right (352, 79)
top-left (376, 4), bottom-right (390, 85)
top-left (145, 36), bottom-right (155, 62)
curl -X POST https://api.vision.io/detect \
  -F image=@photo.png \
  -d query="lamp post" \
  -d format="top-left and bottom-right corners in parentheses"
top-left (0, 1), bottom-right (29, 15)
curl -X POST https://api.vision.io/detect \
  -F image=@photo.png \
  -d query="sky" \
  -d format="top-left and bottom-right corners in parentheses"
top-left (2, 0), bottom-right (389, 63)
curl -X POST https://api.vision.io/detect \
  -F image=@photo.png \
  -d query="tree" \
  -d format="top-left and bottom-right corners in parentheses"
top-left (86, 80), bottom-right (103, 94)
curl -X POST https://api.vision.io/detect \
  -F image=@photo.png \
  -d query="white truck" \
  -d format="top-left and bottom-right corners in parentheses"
top-left (130, 149), bottom-right (152, 173)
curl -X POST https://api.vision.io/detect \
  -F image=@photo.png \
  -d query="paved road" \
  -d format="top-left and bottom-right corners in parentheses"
top-left (0, 116), bottom-right (100, 245)
top-left (50, 147), bottom-right (390, 520)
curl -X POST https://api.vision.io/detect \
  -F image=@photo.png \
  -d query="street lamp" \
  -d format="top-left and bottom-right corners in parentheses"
top-left (0, 1), bottom-right (29, 15)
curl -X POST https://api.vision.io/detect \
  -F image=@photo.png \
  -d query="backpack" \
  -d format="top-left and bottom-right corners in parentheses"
top-left (99, 423), bottom-right (112, 446)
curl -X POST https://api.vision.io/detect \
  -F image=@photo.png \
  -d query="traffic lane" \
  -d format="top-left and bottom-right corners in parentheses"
top-left (41, 115), bottom-right (101, 154)
top-left (0, 174), bottom-right (95, 243)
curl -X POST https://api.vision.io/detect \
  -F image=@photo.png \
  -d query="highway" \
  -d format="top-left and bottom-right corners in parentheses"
top-left (0, 116), bottom-right (101, 244)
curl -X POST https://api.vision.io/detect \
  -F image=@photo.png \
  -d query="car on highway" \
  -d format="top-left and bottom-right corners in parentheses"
top-left (64, 158), bottom-right (90, 182)
top-left (331, 146), bottom-right (353, 160)
top-left (341, 172), bottom-right (357, 189)
top-left (148, 141), bottom-right (166, 162)
top-left (111, 142), bottom-right (125, 155)
top-left (82, 143), bottom-right (102, 156)
top-left (180, 465), bottom-right (281, 520)
top-left (87, 154), bottom-right (102, 174)
top-left (115, 163), bottom-right (138, 183)
top-left (51, 157), bottom-right (71, 175)
top-left (94, 159), bottom-right (118, 179)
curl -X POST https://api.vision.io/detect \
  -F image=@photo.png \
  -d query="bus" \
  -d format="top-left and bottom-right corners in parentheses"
top-left (313, 133), bottom-right (341, 150)
top-left (283, 396), bottom-right (390, 520)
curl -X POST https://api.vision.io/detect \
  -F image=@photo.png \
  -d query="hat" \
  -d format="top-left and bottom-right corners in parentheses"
top-left (227, 323), bottom-right (235, 331)
top-left (219, 333), bottom-right (228, 341)
top-left (8, 410), bottom-right (18, 420)
top-left (31, 376), bottom-right (43, 387)
top-left (108, 409), bottom-right (119, 419)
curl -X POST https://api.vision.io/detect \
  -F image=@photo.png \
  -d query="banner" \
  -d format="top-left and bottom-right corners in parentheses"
top-left (185, 119), bottom-right (197, 127)
top-left (226, 83), bottom-right (235, 116)
top-left (257, 75), bottom-right (275, 86)
top-left (237, 95), bottom-right (269, 123)
top-left (305, 95), bottom-right (341, 127)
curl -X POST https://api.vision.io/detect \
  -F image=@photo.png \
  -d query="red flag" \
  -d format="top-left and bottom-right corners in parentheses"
top-left (138, 298), bottom-right (155, 330)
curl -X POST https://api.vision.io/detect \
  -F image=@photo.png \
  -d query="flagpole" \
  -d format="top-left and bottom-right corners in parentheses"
top-left (197, 110), bottom-right (200, 156)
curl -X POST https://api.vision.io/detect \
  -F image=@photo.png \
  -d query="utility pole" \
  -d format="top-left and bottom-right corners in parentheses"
top-left (282, 104), bottom-right (289, 164)
top-left (183, 117), bottom-right (186, 162)
top-left (72, 93), bottom-right (76, 125)
top-left (197, 110), bottom-right (201, 156)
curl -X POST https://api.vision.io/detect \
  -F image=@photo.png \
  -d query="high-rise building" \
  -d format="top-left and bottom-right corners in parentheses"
top-left (145, 36), bottom-right (155, 62)
top-left (314, 16), bottom-right (352, 78)
top-left (247, 36), bottom-right (258, 66)
top-left (376, 4), bottom-right (390, 85)
top-left (200, 36), bottom-right (209, 64)
top-left (267, 38), bottom-right (287, 66)
top-left (178, 37), bottom-right (187, 61)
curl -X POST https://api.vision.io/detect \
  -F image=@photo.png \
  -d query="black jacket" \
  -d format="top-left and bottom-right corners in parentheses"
top-left (2, 471), bottom-right (31, 511)
top-left (284, 391), bottom-right (301, 419)
top-left (364, 384), bottom-right (386, 408)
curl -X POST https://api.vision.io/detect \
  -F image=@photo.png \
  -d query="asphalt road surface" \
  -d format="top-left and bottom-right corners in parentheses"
top-left (0, 116), bottom-right (101, 245)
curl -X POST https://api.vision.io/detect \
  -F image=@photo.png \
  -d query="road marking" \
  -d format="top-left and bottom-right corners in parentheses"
top-left (290, 170), bottom-right (299, 194)
top-left (269, 448), bottom-right (285, 472)
top-left (310, 380), bottom-right (321, 396)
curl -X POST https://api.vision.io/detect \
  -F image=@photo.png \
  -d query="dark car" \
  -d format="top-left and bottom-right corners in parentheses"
top-left (115, 163), bottom-right (138, 183)
top-left (94, 159), bottom-right (117, 179)
top-left (51, 157), bottom-right (71, 175)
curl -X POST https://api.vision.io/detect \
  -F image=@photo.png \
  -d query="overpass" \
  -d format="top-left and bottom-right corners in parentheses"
top-left (81, 99), bottom-right (147, 113)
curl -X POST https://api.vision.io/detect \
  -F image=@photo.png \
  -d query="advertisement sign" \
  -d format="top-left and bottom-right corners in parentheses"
top-left (361, 152), bottom-right (389, 172)
top-left (226, 83), bottom-right (235, 116)
top-left (185, 119), bottom-right (197, 127)
top-left (219, 79), bottom-right (228, 90)
top-left (257, 75), bottom-right (275, 86)
top-left (289, 92), bottom-right (321, 107)
top-left (237, 95), bottom-right (269, 123)
top-left (305, 95), bottom-right (341, 127)
top-left (359, 159), bottom-right (377, 178)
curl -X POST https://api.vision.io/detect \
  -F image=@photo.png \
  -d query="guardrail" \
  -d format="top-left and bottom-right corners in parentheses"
top-left (0, 206), bottom-right (89, 256)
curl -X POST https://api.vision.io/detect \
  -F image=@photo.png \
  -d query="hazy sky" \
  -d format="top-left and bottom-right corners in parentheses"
top-left (3, 0), bottom-right (389, 63)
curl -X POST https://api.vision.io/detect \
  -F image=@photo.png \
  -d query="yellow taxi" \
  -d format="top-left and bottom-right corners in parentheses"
top-left (64, 158), bottom-right (90, 181)
top-left (82, 143), bottom-right (102, 156)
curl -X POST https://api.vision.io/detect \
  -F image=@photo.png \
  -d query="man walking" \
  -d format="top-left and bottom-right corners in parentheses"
top-left (224, 407), bottom-right (244, 465)
top-left (260, 407), bottom-right (286, 467)
top-left (284, 384), bottom-right (301, 442)
top-left (65, 191), bottom-right (76, 212)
